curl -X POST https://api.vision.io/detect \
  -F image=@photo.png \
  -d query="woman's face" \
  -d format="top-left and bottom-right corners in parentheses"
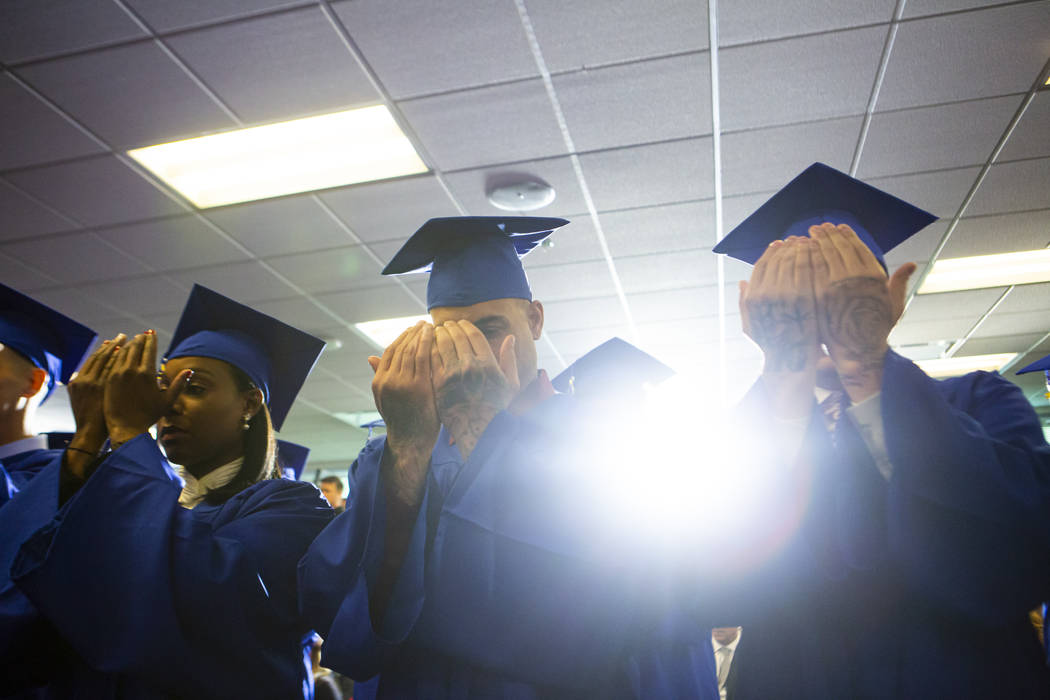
top-left (156, 356), bottom-right (261, 477)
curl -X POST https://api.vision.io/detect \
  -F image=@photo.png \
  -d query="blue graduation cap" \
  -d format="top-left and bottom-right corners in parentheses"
top-left (382, 216), bottom-right (569, 309)
top-left (277, 440), bottom-right (310, 481)
top-left (552, 337), bottom-right (675, 399)
top-left (713, 162), bottom-right (938, 267)
top-left (360, 418), bottom-right (385, 439)
top-left (0, 283), bottom-right (97, 402)
top-left (1016, 354), bottom-right (1050, 376)
top-left (164, 285), bottom-right (325, 431)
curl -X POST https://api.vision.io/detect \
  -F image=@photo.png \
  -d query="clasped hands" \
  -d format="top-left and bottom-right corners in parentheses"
top-left (739, 224), bottom-right (915, 408)
top-left (65, 330), bottom-right (193, 478)
top-left (367, 320), bottom-right (520, 466)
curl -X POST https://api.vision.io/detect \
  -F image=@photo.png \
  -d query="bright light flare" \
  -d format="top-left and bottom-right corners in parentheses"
top-left (128, 105), bottom-right (428, 208)
top-left (915, 353), bottom-right (1017, 378)
top-left (355, 314), bottom-right (431, 349)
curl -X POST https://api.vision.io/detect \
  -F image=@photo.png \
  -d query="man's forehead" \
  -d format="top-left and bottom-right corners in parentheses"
top-left (430, 298), bottom-right (526, 324)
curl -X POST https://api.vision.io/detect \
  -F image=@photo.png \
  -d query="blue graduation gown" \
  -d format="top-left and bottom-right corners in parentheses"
top-left (0, 434), bottom-right (334, 699)
top-left (729, 350), bottom-right (1050, 698)
top-left (299, 392), bottom-right (717, 699)
top-left (0, 448), bottom-right (63, 495)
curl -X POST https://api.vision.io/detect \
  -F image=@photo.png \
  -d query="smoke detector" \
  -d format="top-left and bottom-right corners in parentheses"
top-left (487, 179), bottom-right (556, 211)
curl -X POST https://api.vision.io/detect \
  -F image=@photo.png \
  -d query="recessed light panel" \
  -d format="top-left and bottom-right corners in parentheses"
top-left (915, 353), bottom-right (1017, 378)
top-left (355, 314), bottom-right (430, 349)
top-left (917, 248), bottom-right (1050, 294)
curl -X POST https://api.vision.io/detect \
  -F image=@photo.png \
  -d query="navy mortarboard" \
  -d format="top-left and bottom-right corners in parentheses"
top-left (277, 440), bottom-right (310, 481)
top-left (553, 337), bottom-right (675, 400)
top-left (1017, 353), bottom-right (1050, 399)
top-left (382, 216), bottom-right (569, 308)
top-left (164, 284), bottom-right (325, 430)
top-left (0, 283), bottom-right (97, 401)
top-left (360, 418), bottom-right (385, 439)
top-left (713, 162), bottom-right (937, 267)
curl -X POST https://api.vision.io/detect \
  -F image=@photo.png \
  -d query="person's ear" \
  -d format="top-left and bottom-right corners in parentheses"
top-left (526, 300), bottom-right (544, 340)
top-left (242, 386), bottom-right (264, 420)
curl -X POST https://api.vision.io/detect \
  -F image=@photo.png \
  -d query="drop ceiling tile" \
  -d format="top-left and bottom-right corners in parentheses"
top-left (722, 116), bottom-right (862, 196)
top-left (865, 166), bottom-right (980, 221)
top-left (902, 0), bottom-right (1018, 18)
top-left (168, 7), bottom-right (379, 124)
top-left (616, 249), bottom-right (717, 294)
top-left (205, 195), bottom-right (357, 257)
top-left (995, 283), bottom-right (1050, 315)
top-left (5, 231), bottom-right (151, 284)
top-left (857, 95), bottom-right (1021, 178)
top-left (251, 296), bottom-right (342, 332)
top-left (999, 91), bottom-right (1050, 162)
top-left (265, 245), bottom-right (380, 294)
top-left (540, 296), bottom-right (628, 333)
top-left (941, 210), bottom-right (1050, 258)
top-left (719, 0), bottom-right (895, 46)
top-left (4, 155), bottom-right (188, 227)
top-left (314, 283), bottom-right (426, 325)
top-left (719, 26), bottom-right (885, 131)
top-left (599, 201), bottom-right (715, 258)
top-left (629, 285), bottom-right (738, 324)
top-left (884, 220), bottom-right (949, 267)
top-left (97, 215), bottom-right (251, 271)
top-left (527, 0), bottom-right (707, 72)
top-left (399, 79), bottom-right (566, 171)
top-left (0, 179), bottom-right (75, 239)
top-left (580, 137), bottom-right (713, 212)
top-left (77, 274), bottom-right (191, 317)
top-left (333, 0), bottom-right (537, 99)
top-left (170, 259), bottom-right (297, 302)
top-left (972, 309), bottom-right (1050, 339)
top-left (877, 2), bottom-right (1050, 110)
top-left (319, 175), bottom-right (460, 243)
top-left (905, 287), bottom-right (1008, 323)
top-left (0, 74), bottom-right (106, 170)
top-left (0, 253), bottom-right (63, 292)
top-left (0, 0), bottom-right (147, 64)
top-left (525, 260), bottom-right (618, 302)
top-left (966, 158), bottom-right (1050, 217)
top-left (553, 53), bottom-right (711, 153)
top-left (441, 156), bottom-right (587, 218)
top-left (722, 191), bottom-right (776, 232)
top-left (124, 0), bottom-right (310, 32)
top-left (18, 42), bottom-right (236, 149)
top-left (524, 217), bottom-right (605, 269)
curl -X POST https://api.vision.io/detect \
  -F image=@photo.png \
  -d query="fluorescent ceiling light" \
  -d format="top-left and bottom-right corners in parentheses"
top-left (128, 105), bottom-right (428, 208)
top-left (355, 314), bottom-right (430, 348)
top-left (917, 248), bottom-right (1050, 294)
top-left (915, 353), bottom-right (1017, 378)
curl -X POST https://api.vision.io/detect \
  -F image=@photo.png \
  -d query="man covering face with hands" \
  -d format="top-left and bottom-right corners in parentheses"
top-left (300, 217), bottom-right (717, 699)
top-left (717, 163), bottom-right (1050, 699)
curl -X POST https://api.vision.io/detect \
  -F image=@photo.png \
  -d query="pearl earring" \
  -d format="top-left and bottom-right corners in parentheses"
top-left (242, 414), bottom-right (251, 431)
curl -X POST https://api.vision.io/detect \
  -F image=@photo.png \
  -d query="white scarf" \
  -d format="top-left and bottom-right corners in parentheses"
top-left (176, 458), bottom-right (243, 509)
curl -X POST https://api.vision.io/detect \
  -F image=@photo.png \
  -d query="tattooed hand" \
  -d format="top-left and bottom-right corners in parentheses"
top-left (811, 223), bottom-right (916, 402)
top-left (431, 320), bottom-right (520, 460)
top-left (741, 237), bottom-right (822, 417)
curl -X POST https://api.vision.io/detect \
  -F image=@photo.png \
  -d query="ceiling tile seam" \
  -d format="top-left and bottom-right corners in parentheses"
top-left (902, 55), bottom-right (1050, 320)
top-left (320, 0), bottom-right (569, 369)
top-left (111, 0), bottom-right (244, 124)
top-left (0, 68), bottom-right (116, 154)
top-left (1001, 329), bottom-right (1050, 374)
top-left (849, 0), bottom-right (907, 176)
top-left (707, 0), bottom-right (729, 405)
top-left (514, 0), bottom-right (636, 351)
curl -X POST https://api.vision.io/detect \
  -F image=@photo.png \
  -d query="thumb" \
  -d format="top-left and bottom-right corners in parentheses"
top-left (367, 356), bottom-right (381, 373)
top-left (888, 262), bottom-right (916, 322)
top-left (498, 335), bottom-right (520, 393)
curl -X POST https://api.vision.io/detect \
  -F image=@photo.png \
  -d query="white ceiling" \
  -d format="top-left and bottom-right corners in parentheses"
top-left (3, 0), bottom-right (1049, 468)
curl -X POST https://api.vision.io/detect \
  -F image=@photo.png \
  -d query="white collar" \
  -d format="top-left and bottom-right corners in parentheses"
top-left (176, 458), bottom-right (243, 509)
top-left (0, 435), bottom-right (48, 460)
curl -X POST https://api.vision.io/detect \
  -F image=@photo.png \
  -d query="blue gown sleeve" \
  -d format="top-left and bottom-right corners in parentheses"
top-left (880, 351), bottom-right (1050, 624)
top-left (298, 436), bottom-right (431, 681)
top-left (9, 434), bottom-right (333, 699)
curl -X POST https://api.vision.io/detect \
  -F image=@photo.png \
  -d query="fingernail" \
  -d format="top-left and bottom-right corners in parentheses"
top-left (146, 329), bottom-right (155, 335)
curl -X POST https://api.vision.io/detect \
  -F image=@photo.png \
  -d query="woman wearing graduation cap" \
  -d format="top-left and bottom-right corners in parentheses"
top-left (0, 284), bottom-right (333, 699)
